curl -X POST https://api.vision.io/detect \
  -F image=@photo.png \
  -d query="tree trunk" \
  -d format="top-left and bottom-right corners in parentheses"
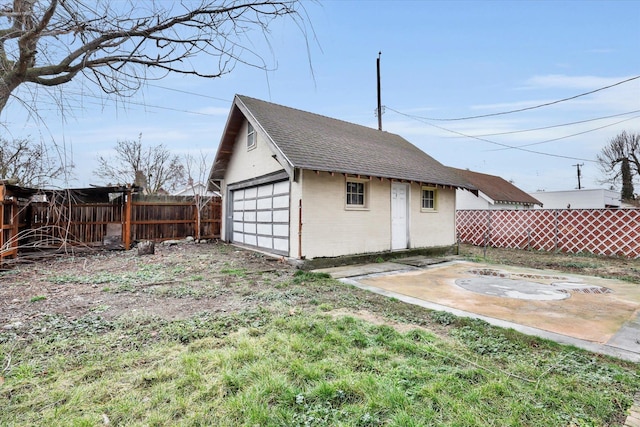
top-left (621, 158), bottom-right (635, 201)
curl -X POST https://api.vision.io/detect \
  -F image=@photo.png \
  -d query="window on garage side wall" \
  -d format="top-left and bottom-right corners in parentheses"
top-left (247, 122), bottom-right (256, 150)
top-left (346, 179), bottom-right (368, 209)
top-left (421, 187), bottom-right (437, 211)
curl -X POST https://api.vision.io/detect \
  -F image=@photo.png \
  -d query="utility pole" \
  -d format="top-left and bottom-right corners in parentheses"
top-left (573, 163), bottom-right (584, 189)
top-left (376, 51), bottom-right (382, 131)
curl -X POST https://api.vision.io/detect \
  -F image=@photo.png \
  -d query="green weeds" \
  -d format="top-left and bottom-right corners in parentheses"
top-left (1, 308), bottom-right (637, 426)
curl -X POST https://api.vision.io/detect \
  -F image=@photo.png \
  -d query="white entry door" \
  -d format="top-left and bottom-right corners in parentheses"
top-left (391, 183), bottom-right (408, 250)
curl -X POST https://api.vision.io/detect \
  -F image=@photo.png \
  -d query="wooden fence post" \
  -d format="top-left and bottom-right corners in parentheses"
top-left (195, 195), bottom-right (201, 240)
top-left (124, 187), bottom-right (132, 250)
top-left (0, 184), bottom-right (4, 261)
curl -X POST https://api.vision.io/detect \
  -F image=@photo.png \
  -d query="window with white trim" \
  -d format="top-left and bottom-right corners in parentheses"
top-left (247, 122), bottom-right (256, 150)
top-left (421, 187), bottom-right (437, 211)
top-left (346, 180), bottom-right (367, 208)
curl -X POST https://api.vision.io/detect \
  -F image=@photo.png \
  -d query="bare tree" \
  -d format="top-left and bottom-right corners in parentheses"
top-left (0, 137), bottom-right (66, 186)
top-left (0, 0), bottom-right (311, 113)
top-left (94, 134), bottom-right (185, 194)
top-left (182, 151), bottom-right (218, 239)
top-left (597, 131), bottom-right (640, 201)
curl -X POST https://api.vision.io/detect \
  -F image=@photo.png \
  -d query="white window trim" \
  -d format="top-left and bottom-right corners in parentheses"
top-left (247, 122), bottom-right (256, 150)
top-left (345, 178), bottom-right (369, 210)
top-left (421, 186), bottom-right (438, 212)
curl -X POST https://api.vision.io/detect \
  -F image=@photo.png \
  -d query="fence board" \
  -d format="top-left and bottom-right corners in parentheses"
top-left (1, 184), bottom-right (221, 260)
top-left (457, 209), bottom-right (640, 259)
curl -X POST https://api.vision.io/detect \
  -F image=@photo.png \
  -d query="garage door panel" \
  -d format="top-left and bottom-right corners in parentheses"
top-left (273, 210), bottom-right (288, 223)
top-left (273, 224), bottom-right (288, 237)
top-left (256, 197), bottom-right (272, 209)
top-left (257, 211), bottom-right (272, 222)
top-left (273, 238), bottom-right (288, 252)
top-left (231, 180), bottom-right (289, 256)
top-left (257, 224), bottom-right (272, 235)
top-left (244, 187), bottom-right (258, 198)
top-left (273, 181), bottom-right (288, 194)
top-left (257, 184), bottom-right (273, 197)
top-left (273, 195), bottom-right (288, 209)
top-left (257, 236), bottom-right (273, 248)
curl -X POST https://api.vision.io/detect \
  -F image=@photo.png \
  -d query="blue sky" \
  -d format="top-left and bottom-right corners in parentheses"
top-left (3, 0), bottom-right (640, 193)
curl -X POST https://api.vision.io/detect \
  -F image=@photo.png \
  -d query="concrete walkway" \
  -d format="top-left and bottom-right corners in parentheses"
top-left (314, 257), bottom-right (640, 362)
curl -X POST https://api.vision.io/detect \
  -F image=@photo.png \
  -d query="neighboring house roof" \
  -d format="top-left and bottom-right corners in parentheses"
top-left (173, 182), bottom-right (219, 197)
top-left (210, 95), bottom-right (475, 191)
top-left (453, 168), bottom-right (542, 206)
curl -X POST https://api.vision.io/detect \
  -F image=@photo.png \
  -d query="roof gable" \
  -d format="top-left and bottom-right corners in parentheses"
top-left (454, 168), bottom-right (542, 206)
top-left (210, 95), bottom-right (475, 190)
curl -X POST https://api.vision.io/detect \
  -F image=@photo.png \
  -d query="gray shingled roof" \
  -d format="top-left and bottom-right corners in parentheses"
top-left (211, 95), bottom-right (475, 190)
top-left (453, 168), bottom-right (542, 206)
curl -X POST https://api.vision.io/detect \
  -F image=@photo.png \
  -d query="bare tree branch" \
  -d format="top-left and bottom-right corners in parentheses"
top-left (0, 136), bottom-right (68, 186)
top-left (597, 131), bottom-right (640, 200)
top-left (94, 134), bottom-right (185, 194)
top-left (0, 0), bottom-right (312, 112)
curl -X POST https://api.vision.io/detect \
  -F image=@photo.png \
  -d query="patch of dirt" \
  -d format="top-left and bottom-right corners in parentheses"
top-left (459, 244), bottom-right (640, 283)
top-left (1, 242), bottom-right (295, 330)
top-left (2, 241), bottom-right (638, 334)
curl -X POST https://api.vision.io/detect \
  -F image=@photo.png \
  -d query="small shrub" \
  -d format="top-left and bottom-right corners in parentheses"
top-left (292, 270), bottom-right (331, 284)
top-left (430, 310), bottom-right (457, 326)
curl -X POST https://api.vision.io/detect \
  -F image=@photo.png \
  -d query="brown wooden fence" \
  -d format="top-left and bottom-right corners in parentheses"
top-left (0, 184), bottom-right (221, 262)
top-left (457, 209), bottom-right (640, 259)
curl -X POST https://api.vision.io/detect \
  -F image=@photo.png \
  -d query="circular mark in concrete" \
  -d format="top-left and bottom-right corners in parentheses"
top-left (468, 268), bottom-right (570, 281)
top-left (551, 282), bottom-right (612, 294)
top-left (455, 277), bottom-right (570, 301)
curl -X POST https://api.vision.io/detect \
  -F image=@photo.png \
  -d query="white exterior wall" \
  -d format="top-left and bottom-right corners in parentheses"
top-left (456, 189), bottom-right (491, 210)
top-left (288, 173), bottom-right (303, 259)
top-left (456, 189), bottom-right (535, 210)
top-left (224, 120), bottom-right (285, 184)
top-left (298, 171), bottom-right (457, 259)
top-left (299, 171), bottom-right (390, 258)
top-left (410, 185), bottom-right (457, 247)
top-left (530, 189), bottom-right (621, 209)
top-left (219, 120), bottom-right (289, 242)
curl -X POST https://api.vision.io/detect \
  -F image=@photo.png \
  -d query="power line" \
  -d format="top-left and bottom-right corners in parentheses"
top-left (457, 110), bottom-right (640, 138)
top-left (487, 114), bottom-right (640, 151)
top-left (403, 75), bottom-right (640, 121)
top-left (386, 106), bottom-right (598, 163)
top-left (144, 83), bottom-right (232, 103)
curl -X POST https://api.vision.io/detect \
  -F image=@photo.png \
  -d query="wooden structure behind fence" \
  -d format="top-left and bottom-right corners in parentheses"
top-left (457, 208), bottom-right (640, 259)
top-left (0, 183), bottom-right (221, 262)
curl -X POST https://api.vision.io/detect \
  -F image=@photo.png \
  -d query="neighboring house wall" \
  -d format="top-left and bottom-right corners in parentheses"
top-left (173, 183), bottom-right (218, 197)
top-left (456, 189), bottom-right (491, 210)
top-left (530, 189), bottom-right (621, 209)
top-left (456, 189), bottom-right (536, 210)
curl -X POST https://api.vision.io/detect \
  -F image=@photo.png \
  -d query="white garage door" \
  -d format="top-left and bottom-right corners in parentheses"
top-left (232, 180), bottom-right (289, 255)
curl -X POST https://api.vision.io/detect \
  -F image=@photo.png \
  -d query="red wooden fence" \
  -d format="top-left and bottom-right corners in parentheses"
top-left (457, 209), bottom-right (640, 259)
